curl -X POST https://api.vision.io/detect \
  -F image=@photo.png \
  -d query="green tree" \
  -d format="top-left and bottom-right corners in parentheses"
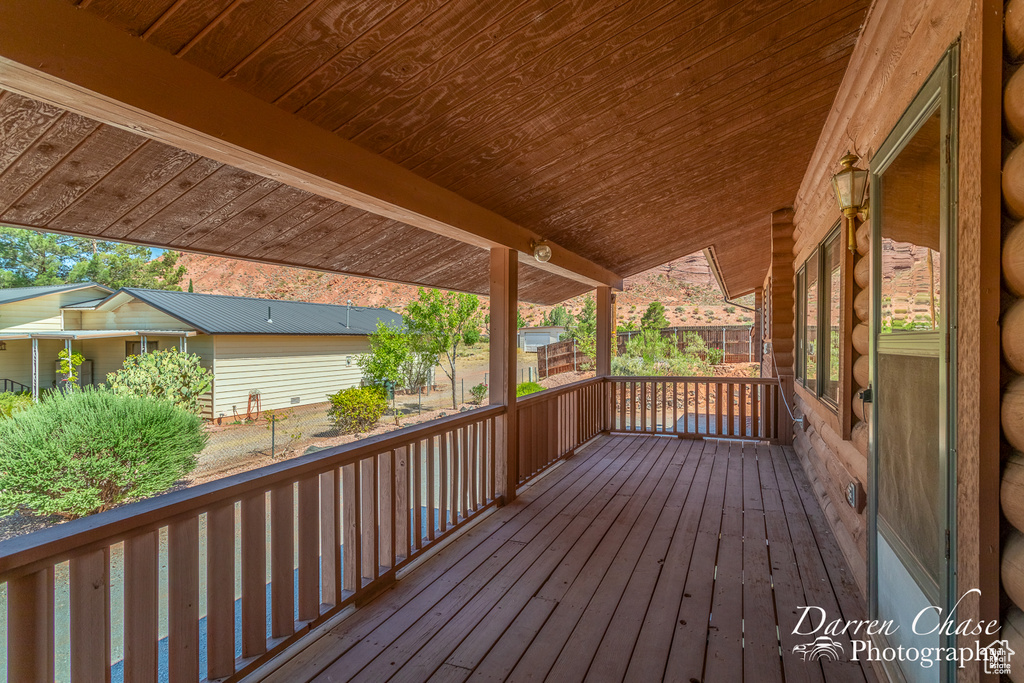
top-left (188, 279), bottom-right (194, 293)
top-left (462, 325), bottom-right (481, 346)
top-left (516, 309), bottom-right (527, 329)
top-left (567, 295), bottom-right (598, 364)
top-left (0, 226), bottom-right (185, 289)
top-left (404, 289), bottom-right (481, 409)
top-left (357, 320), bottom-right (409, 416)
top-left (543, 305), bottom-right (574, 329)
top-left (640, 301), bottom-right (668, 330)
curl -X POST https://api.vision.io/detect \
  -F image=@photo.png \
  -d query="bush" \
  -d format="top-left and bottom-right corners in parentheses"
top-left (469, 383), bottom-right (488, 404)
top-left (0, 388), bottom-right (206, 518)
top-left (0, 391), bottom-right (32, 419)
top-left (707, 348), bottom-right (724, 365)
top-left (328, 386), bottom-right (387, 433)
top-left (516, 382), bottom-right (545, 397)
top-left (107, 348), bottom-right (212, 414)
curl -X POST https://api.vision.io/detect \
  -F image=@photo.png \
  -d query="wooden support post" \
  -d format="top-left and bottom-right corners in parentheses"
top-left (490, 247), bottom-right (518, 504)
top-left (597, 286), bottom-right (614, 430)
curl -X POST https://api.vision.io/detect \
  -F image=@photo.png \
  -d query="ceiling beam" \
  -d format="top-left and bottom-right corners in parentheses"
top-left (0, 0), bottom-right (622, 291)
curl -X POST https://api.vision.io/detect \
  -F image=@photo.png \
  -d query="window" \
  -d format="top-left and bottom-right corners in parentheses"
top-left (126, 341), bottom-right (158, 355)
top-left (797, 224), bottom-right (842, 407)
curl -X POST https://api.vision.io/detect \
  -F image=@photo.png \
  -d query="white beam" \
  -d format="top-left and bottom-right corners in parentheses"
top-left (0, 0), bottom-right (622, 291)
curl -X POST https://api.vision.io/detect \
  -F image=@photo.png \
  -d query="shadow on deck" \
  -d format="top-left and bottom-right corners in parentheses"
top-left (262, 434), bottom-right (875, 683)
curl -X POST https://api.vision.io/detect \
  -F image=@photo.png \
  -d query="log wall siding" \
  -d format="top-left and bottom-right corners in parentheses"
top-left (1003, 0), bottom-right (1024, 674)
top-left (791, 0), bottom-right (1003, 644)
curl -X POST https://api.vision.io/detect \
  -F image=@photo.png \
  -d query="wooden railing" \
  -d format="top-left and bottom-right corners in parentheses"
top-left (1, 374), bottom-right (793, 681)
top-left (0, 378), bottom-right (29, 393)
top-left (516, 377), bottom-right (604, 484)
top-left (1, 405), bottom-right (502, 682)
top-left (606, 376), bottom-right (781, 441)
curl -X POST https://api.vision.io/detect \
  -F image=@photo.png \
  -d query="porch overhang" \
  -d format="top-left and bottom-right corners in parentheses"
top-left (0, 0), bottom-right (868, 304)
top-left (0, 330), bottom-right (198, 341)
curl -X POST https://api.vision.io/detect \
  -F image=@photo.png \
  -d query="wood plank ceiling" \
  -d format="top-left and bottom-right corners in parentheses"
top-left (0, 0), bottom-right (868, 302)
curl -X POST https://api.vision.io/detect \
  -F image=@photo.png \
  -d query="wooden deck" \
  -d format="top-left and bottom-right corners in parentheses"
top-left (265, 435), bottom-right (875, 683)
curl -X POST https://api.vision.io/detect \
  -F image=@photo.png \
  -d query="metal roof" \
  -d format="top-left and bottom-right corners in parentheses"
top-left (0, 282), bottom-right (112, 306)
top-left (110, 288), bottom-right (402, 336)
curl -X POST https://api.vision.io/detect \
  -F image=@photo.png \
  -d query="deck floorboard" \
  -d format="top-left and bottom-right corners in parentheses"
top-left (268, 434), bottom-right (876, 683)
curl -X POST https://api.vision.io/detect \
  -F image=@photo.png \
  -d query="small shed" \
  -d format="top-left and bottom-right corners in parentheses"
top-left (517, 326), bottom-right (566, 352)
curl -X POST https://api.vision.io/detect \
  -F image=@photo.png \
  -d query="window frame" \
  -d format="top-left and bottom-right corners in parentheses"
top-left (796, 222), bottom-right (843, 410)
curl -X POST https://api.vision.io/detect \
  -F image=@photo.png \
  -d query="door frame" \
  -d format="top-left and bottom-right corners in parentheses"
top-left (867, 43), bottom-right (959, 679)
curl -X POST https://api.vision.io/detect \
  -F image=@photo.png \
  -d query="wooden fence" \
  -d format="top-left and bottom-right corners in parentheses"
top-left (536, 338), bottom-right (592, 379)
top-left (616, 325), bottom-right (759, 363)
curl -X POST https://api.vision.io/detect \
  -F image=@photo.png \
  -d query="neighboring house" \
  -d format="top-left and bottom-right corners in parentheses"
top-left (517, 326), bottom-right (566, 352)
top-left (0, 283), bottom-right (402, 419)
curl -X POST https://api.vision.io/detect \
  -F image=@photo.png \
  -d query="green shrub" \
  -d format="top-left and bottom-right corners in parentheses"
top-left (0, 388), bottom-right (206, 518)
top-left (516, 382), bottom-right (545, 397)
top-left (707, 348), bottom-right (724, 365)
top-left (0, 391), bottom-right (32, 419)
top-left (107, 348), bottom-right (212, 414)
top-left (328, 386), bottom-right (387, 433)
top-left (469, 383), bottom-right (488, 404)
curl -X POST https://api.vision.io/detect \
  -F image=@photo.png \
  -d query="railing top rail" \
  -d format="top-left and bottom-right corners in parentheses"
top-left (0, 403), bottom-right (505, 582)
top-left (515, 375), bottom-right (603, 407)
top-left (605, 375), bottom-right (781, 385)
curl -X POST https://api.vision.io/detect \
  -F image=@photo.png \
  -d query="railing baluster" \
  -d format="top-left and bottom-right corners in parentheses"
top-left (207, 504), bottom-right (235, 679)
top-left (168, 518), bottom-right (198, 681)
top-left (297, 476), bottom-right (320, 621)
top-left (488, 418), bottom-right (496, 502)
top-left (469, 423), bottom-right (479, 512)
top-left (396, 445), bottom-right (409, 562)
top-left (8, 566), bottom-right (55, 682)
top-left (362, 457), bottom-right (379, 581)
top-left (241, 492), bottom-right (267, 657)
top-left (726, 382), bottom-right (735, 437)
top-left (672, 382), bottom-right (678, 435)
top-left (752, 383), bottom-right (760, 438)
top-left (640, 381), bottom-right (647, 433)
top-left (320, 469), bottom-right (341, 607)
top-left (271, 484), bottom-right (294, 638)
top-left (71, 548), bottom-right (111, 682)
top-left (439, 434), bottom-right (448, 533)
top-left (124, 532), bottom-right (157, 682)
top-left (427, 436), bottom-right (437, 541)
top-left (342, 463), bottom-right (359, 593)
top-left (413, 440), bottom-right (423, 550)
top-left (379, 452), bottom-right (393, 572)
top-left (461, 425), bottom-right (470, 518)
top-left (739, 383), bottom-right (748, 438)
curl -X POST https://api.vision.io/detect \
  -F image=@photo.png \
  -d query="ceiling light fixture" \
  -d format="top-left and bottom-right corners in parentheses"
top-left (532, 240), bottom-right (552, 263)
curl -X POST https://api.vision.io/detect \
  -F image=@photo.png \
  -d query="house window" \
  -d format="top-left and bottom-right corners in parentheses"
top-left (126, 341), bottom-right (158, 356)
top-left (797, 224), bottom-right (842, 407)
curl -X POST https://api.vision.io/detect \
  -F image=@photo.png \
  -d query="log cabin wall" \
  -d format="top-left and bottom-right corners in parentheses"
top-left (1002, 0), bottom-right (1024, 667)
top-left (790, 0), bottom-right (1002, 651)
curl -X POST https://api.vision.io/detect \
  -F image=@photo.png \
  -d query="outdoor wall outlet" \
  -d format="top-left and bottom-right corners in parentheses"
top-left (846, 480), bottom-right (865, 513)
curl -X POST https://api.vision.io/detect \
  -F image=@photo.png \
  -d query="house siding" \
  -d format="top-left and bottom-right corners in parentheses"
top-left (80, 302), bottom-right (189, 330)
top-left (211, 335), bottom-right (368, 418)
top-left (791, 0), bottom-right (999, 662)
top-left (0, 287), bottom-right (108, 332)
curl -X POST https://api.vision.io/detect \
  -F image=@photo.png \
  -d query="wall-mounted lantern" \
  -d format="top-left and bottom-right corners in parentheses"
top-left (830, 152), bottom-right (869, 252)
